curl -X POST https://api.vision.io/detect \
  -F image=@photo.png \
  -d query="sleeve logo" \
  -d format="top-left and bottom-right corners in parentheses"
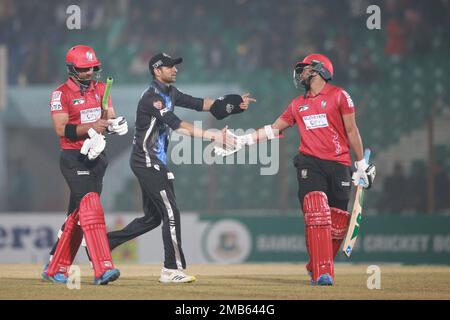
top-left (50, 91), bottom-right (63, 111)
top-left (342, 90), bottom-right (354, 107)
top-left (51, 91), bottom-right (62, 102)
top-left (51, 102), bottom-right (63, 111)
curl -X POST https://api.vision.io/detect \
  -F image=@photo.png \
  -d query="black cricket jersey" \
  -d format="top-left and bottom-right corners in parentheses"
top-left (130, 79), bottom-right (203, 168)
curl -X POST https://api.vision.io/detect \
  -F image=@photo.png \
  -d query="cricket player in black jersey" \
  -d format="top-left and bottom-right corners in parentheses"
top-left (107, 53), bottom-right (256, 283)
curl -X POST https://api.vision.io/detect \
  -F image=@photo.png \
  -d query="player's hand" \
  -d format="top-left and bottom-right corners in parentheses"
top-left (80, 128), bottom-right (106, 160)
top-left (213, 127), bottom-right (244, 157)
top-left (212, 126), bottom-right (234, 147)
top-left (107, 116), bottom-right (128, 135)
top-left (236, 133), bottom-right (256, 146)
top-left (92, 119), bottom-right (109, 134)
top-left (352, 159), bottom-right (376, 189)
top-left (239, 93), bottom-right (257, 110)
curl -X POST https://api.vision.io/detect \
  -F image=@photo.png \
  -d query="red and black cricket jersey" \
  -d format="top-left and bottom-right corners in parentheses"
top-left (49, 78), bottom-right (114, 150)
top-left (280, 83), bottom-right (355, 166)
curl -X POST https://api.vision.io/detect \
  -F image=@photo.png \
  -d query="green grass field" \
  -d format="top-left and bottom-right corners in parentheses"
top-left (0, 264), bottom-right (449, 300)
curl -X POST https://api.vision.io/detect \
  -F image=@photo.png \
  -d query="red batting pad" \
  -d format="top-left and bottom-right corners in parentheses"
top-left (330, 207), bottom-right (351, 259)
top-left (79, 192), bottom-right (114, 278)
top-left (303, 191), bottom-right (334, 281)
top-left (47, 209), bottom-right (83, 276)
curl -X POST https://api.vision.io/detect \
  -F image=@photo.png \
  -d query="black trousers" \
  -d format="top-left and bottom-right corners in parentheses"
top-left (294, 153), bottom-right (352, 211)
top-left (49, 149), bottom-right (108, 256)
top-left (107, 163), bottom-right (186, 270)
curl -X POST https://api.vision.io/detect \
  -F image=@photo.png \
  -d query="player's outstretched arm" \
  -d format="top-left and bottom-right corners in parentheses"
top-left (237, 117), bottom-right (290, 146)
top-left (175, 121), bottom-right (233, 147)
top-left (213, 117), bottom-right (290, 157)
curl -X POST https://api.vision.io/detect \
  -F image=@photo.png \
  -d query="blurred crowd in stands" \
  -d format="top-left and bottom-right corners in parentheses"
top-left (378, 159), bottom-right (450, 215)
top-left (1, 0), bottom-right (449, 85)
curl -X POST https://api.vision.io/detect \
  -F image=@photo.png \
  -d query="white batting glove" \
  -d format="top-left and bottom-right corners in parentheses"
top-left (80, 128), bottom-right (106, 160)
top-left (80, 137), bottom-right (93, 156)
top-left (107, 116), bottom-right (128, 135)
top-left (352, 159), bottom-right (376, 189)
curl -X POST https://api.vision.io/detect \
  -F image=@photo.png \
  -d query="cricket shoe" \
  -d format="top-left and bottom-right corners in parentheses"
top-left (159, 268), bottom-right (196, 283)
top-left (41, 263), bottom-right (68, 284)
top-left (311, 273), bottom-right (334, 286)
top-left (93, 268), bottom-right (120, 285)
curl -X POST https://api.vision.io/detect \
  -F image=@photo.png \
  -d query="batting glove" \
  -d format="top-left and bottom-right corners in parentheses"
top-left (352, 159), bottom-right (376, 189)
top-left (80, 128), bottom-right (106, 160)
top-left (107, 116), bottom-right (128, 135)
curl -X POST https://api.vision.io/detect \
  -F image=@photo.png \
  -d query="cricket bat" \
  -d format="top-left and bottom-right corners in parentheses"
top-left (101, 77), bottom-right (113, 119)
top-left (342, 148), bottom-right (371, 258)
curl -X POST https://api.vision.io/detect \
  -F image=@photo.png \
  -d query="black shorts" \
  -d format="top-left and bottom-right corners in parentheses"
top-left (294, 153), bottom-right (352, 211)
top-left (60, 149), bottom-right (108, 212)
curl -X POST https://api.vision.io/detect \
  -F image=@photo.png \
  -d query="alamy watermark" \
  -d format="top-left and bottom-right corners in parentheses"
top-left (66, 265), bottom-right (81, 289)
top-left (171, 122), bottom-right (280, 176)
top-left (66, 5), bottom-right (81, 30)
top-left (366, 265), bottom-right (381, 290)
top-left (366, 5), bottom-right (381, 30)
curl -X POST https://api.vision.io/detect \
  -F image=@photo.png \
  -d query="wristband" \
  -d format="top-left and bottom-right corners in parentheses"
top-left (64, 124), bottom-right (78, 141)
top-left (264, 125), bottom-right (275, 140)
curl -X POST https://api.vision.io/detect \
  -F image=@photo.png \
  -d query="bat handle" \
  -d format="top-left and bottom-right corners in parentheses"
top-left (363, 148), bottom-right (371, 162)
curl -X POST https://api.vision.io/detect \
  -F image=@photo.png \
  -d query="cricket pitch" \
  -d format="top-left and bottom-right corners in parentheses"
top-left (0, 264), bottom-right (449, 300)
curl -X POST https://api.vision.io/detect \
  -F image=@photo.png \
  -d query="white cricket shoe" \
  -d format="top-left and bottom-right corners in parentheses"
top-left (159, 268), bottom-right (196, 283)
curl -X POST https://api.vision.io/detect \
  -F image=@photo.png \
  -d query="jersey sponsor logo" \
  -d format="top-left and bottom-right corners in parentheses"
top-left (341, 181), bottom-right (351, 187)
top-left (302, 113), bottom-right (329, 130)
top-left (298, 104), bottom-right (309, 112)
top-left (73, 98), bottom-right (85, 105)
top-left (51, 102), bottom-right (62, 111)
top-left (51, 91), bottom-right (62, 102)
top-left (77, 170), bottom-right (90, 176)
top-left (342, 90), bottom-right (354, 107)
top-left (153, 100), bottom-right (163, 109)
top-left (80, 107), bottom-right (101, 124)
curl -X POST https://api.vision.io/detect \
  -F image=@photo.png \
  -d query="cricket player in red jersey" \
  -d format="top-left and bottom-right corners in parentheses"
top-left (41, 45), bottom-right (128, 285)
top-left (226, 54), bottom-right (375, 285)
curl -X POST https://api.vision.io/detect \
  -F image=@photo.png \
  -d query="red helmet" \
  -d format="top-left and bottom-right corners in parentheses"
top-left (295, 53), bottom-right (334, 81)
top-left (66, 45), bottom-right (101, 69)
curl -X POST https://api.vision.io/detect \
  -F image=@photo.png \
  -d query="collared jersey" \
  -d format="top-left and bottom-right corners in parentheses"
top-left (130, 79), bottom-right (203, 168)
top-left (49, 78), bottom-right (114, 150)
top-left (280, 83), bottom-right (355, 166)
